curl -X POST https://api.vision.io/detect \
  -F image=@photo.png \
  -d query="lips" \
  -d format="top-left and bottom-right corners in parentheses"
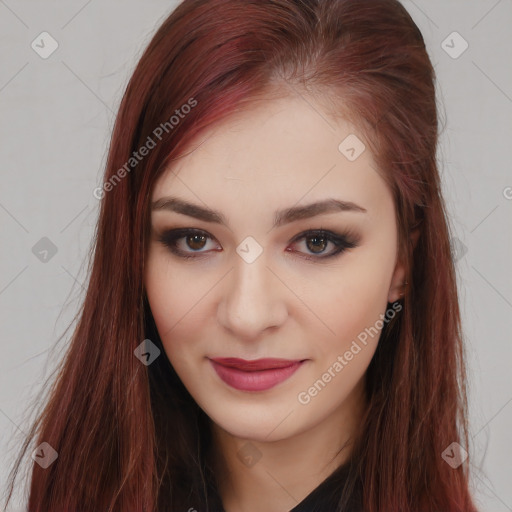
top-left (209, 357), bottom-right (306, 392)
top-left (210, 357), bottom-right (304, 371)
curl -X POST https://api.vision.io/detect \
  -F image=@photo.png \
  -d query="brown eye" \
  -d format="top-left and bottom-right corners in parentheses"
top-left (186, 233), bottom-right (207, 251)
top-left (288, 229), bottom-right (360, 261)
top-left (157, 228), bottom-right (220, 260)
top-left (305, 235), bottom-right (328, 254)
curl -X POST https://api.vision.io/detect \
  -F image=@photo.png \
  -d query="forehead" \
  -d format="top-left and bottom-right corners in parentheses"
top-left (152, 93), bottom-right (392, 222)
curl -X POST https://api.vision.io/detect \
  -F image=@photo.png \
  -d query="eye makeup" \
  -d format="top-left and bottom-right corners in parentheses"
top-left (154, 226), bottom-right (361, 262)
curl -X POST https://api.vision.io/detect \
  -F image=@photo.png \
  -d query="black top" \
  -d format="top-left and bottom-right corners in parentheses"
top-left (207, 461), bottom-right (363, 512)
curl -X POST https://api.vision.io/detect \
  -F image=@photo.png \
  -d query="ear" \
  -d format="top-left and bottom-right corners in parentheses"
top-left (387, 227), bottom-right (420, 303)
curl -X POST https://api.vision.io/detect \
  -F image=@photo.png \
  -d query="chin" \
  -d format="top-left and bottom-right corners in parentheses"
top-left (207, 405), bottom-right (300, 441)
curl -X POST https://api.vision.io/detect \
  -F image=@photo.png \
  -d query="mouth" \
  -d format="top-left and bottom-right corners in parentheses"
top-left (208, 357), bottom-right (307, 392)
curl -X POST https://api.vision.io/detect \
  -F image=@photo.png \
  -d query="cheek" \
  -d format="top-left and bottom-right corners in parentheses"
top-left (316, 295), bottom-right (386, 369)
top-left (144, 253), bottom-right (214, 366)
top-left (310, 250), bottom-right (395, 357)
top-left (145, 261), bottom-right (177, 337)
top-left (145, 252), bottom-right (226, 388)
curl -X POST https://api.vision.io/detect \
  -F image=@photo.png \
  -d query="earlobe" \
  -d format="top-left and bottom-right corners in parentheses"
top-left (387, 262), bottom-right (407, 303)
top-left (387, 227), bottom-right (420, 303)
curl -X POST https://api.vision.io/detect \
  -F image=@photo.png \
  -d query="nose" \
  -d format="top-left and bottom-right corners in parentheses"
top-left (217, 254), bottom-right (288, 341)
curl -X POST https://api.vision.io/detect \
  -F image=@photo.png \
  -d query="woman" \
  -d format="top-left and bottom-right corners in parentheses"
top-left (3, 0), bottom-right (479, 511)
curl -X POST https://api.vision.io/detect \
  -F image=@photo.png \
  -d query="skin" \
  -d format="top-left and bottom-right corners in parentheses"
top-left (144, 88), bottom-right (413, 512)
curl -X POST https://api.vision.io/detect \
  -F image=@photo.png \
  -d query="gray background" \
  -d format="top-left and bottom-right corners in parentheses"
top-left (1, 1), bottom-right (511, 510)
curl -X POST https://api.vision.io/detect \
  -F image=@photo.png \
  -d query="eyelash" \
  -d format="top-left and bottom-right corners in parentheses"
top-left (156, 228), bottom-right (360, 262)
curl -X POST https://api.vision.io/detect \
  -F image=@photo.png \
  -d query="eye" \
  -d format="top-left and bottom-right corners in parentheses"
top-left (287, 229), bottom-right (359, 261)
top-left (156, 228), bottom-right (221, 260)
top-left (156, 228), bottom-right (360, 261)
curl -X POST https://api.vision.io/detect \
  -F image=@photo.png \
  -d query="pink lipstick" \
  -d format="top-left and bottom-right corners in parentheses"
top-left (209, 357), bottom-right (305, 391)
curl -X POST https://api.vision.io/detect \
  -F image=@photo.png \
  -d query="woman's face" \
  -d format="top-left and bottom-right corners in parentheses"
top-left (144, 91), bottom-right (406, 442)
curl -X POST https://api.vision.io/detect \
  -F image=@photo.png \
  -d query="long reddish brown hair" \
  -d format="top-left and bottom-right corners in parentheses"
top-left (3, 0), bottom-right (478, 510)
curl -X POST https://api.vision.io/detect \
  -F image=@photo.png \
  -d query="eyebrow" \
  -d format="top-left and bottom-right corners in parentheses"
top-left (151, 196), bottom-right (367, 229)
